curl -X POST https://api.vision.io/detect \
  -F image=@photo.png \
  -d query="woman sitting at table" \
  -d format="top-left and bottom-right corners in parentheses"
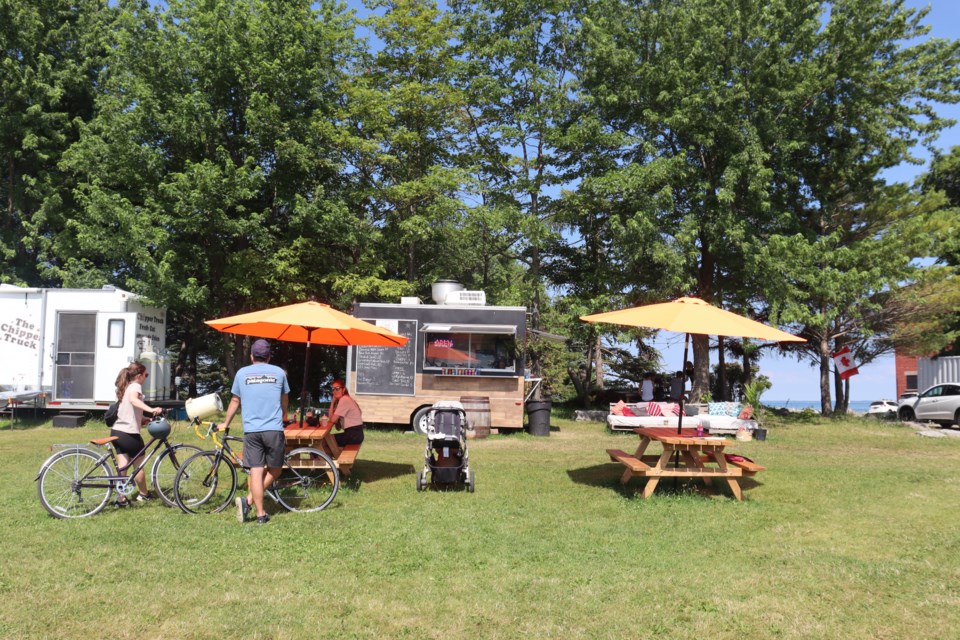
top-left (328, 379), bottom-right (364, 447)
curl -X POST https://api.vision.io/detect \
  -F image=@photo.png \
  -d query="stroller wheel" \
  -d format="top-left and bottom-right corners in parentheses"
top-left (416, 469), bottom-right (426, 492)
top-left (466, 469), bottom-right (475, 493)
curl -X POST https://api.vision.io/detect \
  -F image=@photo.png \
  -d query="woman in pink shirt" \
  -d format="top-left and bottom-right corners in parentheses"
top-left (111, 362), bottom-right (163, 506)
top-left (328, 379), bottom-right (364, 447)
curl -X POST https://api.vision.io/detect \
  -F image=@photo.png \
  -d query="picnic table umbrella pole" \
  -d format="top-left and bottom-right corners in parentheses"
top-left (678, 332), bottom-right (690, 435)
top-left (297, 327), bottom-right (316, 428)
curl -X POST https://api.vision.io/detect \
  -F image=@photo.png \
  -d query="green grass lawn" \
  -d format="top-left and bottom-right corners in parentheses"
top-left (3, 412), bottom-right (960, 639)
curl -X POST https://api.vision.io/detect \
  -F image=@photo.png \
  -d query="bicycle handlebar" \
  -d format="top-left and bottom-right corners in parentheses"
top-left (192, 420), bottom-right (224, 440)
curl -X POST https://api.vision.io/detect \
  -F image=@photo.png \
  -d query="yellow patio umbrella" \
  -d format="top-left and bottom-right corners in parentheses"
top-left (206, 301), bottom-right (408, 426)
top-left (581, 296), bottom-right (804, 433)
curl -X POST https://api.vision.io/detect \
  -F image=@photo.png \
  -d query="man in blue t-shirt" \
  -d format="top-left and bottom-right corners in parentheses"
top-left (219, 338), bottom-right (289, 524)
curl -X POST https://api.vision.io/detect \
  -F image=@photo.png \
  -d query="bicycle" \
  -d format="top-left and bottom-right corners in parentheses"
top-left (35, 414), bottom-right (203, 519)
top-left (173, 421), bottom-right (339, 515)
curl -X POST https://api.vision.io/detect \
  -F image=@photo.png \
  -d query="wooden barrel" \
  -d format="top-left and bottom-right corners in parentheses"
top-left (460, 396), bottom-right (491, 439)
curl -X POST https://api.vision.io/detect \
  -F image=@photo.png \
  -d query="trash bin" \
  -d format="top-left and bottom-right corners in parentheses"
top-left (525, 400), bottom-right (551, 436)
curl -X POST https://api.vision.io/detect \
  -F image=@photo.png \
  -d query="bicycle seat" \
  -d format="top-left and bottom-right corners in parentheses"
top-left (90, 436), bottom-right (120, 446)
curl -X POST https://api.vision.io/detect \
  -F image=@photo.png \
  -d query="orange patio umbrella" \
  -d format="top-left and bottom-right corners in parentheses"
top-left (581, 296), bottom-right (804, 433)
top-left (206, 301), bottom-right (408, 426)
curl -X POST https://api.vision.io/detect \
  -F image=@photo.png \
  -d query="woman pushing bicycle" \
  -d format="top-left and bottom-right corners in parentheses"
top-left (112, 362), bottom-right (163, 506)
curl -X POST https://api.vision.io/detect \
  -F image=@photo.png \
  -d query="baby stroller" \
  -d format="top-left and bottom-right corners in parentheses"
top-left (416, 401), bottom-right (475, 492)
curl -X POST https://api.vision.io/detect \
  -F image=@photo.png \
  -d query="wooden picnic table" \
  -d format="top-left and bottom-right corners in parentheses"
top-left (606, 427), bottom-right (763, 501)
top-left (284, 422), bottom-right (362, 477)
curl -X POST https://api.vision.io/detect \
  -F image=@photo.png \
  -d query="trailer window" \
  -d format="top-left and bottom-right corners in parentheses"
top-left (107, 319), bottom-right (125, 348)
top-left (423, 332), bottom-right (516, 373)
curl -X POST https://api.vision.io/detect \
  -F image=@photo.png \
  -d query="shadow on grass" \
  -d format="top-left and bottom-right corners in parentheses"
top-left (0, 417), bottom-right (49, 431)
top-left (567, 463), bottom-right (762, 500)
top-left (352, 459), bottom-right (416, 485)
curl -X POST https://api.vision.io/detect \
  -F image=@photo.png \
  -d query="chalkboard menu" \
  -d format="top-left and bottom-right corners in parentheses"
top-left (354, 319), bottom-right (417, 396)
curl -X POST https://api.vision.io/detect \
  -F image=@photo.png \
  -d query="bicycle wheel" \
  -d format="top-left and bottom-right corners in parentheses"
top-left (37, 449), bottom-right (113, 519)
top-left (272, 447), bottom-right (339, 513)
top-left (173, 451), bottom-right (238, 515)
top-left (150, 443), bottom-right (204, 507)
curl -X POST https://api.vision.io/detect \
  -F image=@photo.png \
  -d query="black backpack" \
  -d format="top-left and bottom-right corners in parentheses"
top-left (104, 402), bottom-right (119, 427)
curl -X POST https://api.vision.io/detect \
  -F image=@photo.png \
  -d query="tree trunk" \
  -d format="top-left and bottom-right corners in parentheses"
top-left (593, 335), bottom-right (604, 391)
top-left (819, 334), bottom-right (834, 416)
top-left (567, 367), bottom-right (587, 405)
top-left (717, 336), bottom-right (726, 400)
top-left (188, 344), bottom-right (198, 398)
top-left (742, 340), bottom-right (752, 383)
top-left (691, 333), bottom-right (710, 403)
top-left (833, 365), bottom-right (845, 415)
top-left (6, 156), bottom-right (14, 216)
top-left (527, 192), bottom-right (543, 400)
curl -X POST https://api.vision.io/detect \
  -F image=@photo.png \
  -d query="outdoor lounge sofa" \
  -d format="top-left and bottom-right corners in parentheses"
top-left (607, 401), bottom-right (759, 435)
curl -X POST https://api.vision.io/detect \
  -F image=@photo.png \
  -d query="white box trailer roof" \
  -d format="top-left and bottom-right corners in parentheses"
top-left (0, 284), bottom-right (167, 410)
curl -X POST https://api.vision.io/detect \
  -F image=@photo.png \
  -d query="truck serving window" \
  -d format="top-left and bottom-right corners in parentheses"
top-left (423, 331), bottom-right (516, 373)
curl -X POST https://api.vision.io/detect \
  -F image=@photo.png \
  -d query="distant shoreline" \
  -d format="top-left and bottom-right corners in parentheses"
top-left (765, 399), bottom-right (879, 414)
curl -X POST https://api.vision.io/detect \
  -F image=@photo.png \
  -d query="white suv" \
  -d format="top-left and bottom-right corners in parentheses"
top-left (898, 384), bottom-right (960, 426)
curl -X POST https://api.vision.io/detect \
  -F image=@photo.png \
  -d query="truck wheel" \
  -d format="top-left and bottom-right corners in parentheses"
top-left (411, 407), bottom-right (431, 435)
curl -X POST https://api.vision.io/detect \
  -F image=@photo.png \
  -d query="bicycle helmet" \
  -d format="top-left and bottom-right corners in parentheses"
top-left (146, 417), bottom-right (171, 438)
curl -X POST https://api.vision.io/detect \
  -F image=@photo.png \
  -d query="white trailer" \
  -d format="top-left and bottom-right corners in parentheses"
top-left (0, 284), bottom-right (168, 411)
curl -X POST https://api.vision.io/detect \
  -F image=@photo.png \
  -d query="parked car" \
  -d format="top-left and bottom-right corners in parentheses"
top-left (898, 383), bottom-right (960, 426)
top-left (866, 400), bottom-right (898, 418)
top-left (897, 391), bottom-right (918, 403)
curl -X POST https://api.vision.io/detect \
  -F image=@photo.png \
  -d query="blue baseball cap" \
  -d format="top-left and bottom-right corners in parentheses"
top-left (251, 339), bottom-right (271, 359)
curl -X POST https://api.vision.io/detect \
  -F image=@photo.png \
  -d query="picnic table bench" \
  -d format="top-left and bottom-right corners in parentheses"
top-left (701, 454), bottom-right (766, 476)
top-left (284, 424), bottom-right (362, 477)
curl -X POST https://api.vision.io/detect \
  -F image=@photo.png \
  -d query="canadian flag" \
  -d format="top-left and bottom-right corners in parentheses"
top-left (832, 346), bottom-right (860, 380)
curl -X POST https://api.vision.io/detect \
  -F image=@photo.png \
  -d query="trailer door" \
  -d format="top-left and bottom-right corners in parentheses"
top-left (53, 312), bottom-right (98, 400)
top-left (93, 312), bottom-right (138, 401)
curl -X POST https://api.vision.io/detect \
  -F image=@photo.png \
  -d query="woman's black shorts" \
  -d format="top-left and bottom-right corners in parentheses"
top-left (109, 430), bottom-right (146, 458)
top-left (334, 425), bottom-right (364, 448)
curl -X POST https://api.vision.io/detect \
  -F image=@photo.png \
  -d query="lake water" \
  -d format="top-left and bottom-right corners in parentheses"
top-left (765, 400), bottom-right (874, 414)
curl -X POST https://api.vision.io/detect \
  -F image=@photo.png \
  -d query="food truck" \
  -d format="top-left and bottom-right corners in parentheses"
top-left (0, 284), bottom-right (168, 412)
top-left (347, 281), bottom-right (527, 433)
